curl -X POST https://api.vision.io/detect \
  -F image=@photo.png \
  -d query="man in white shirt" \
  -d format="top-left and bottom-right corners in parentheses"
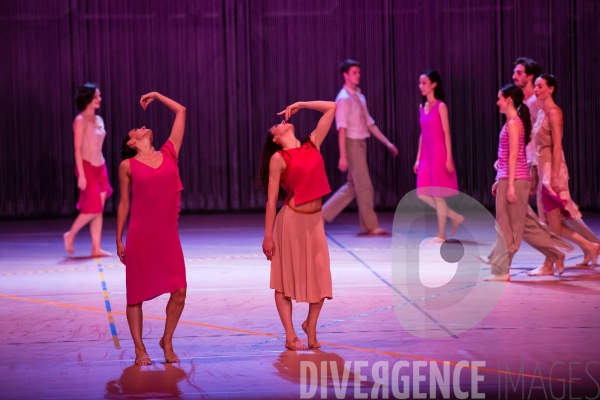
top-left (322, 59), bottom-right (398, 235)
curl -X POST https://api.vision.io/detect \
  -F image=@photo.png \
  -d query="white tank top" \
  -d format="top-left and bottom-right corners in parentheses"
top-left (80, 115), bottom-right (106, 166)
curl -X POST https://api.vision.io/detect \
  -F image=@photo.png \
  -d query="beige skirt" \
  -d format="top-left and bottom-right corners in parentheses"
top-left (270, 205), bottom-right (333, 303)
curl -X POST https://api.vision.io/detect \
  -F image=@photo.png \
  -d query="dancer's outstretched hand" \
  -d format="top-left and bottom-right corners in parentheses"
top-left (262, 237), bottom-right (275, 261)
top-left (277, 102), bottom-right (301, 121)
top-left (140, 92), bottom-right (158, 111)
top-left (117, 242), bottom-right (126, 265)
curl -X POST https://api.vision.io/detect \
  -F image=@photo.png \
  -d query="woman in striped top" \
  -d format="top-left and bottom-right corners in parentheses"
top-left (484, 84), bottom-right (532, 281)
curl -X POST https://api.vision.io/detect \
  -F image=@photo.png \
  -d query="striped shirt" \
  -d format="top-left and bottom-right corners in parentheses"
top-left (496, 118), bottom-right (530, 181)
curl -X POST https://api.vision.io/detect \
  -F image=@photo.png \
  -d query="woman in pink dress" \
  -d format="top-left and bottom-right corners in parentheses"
top-left (532, 74), bottom-right (599, 266)
top-left (259, 101), bottom-right (336, 351)
top-left (116, 92), bottom-right (187, 366)
top-left (414, 70), bottom-right (463, 241)
top-left (63, 83), bottom-right (113, 256)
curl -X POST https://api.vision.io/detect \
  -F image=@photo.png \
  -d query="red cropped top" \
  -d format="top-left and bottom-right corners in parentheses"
top-left (278, 140), bottom-right (331, 205)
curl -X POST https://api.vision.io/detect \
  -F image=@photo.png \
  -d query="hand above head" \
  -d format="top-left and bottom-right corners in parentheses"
top-left (140, 92), bottom-right (159, 111)
top-left (277, 102), bottom-right (301, 121)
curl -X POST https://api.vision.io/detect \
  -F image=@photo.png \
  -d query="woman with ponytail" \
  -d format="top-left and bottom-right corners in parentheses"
top-left (532, 74), bottom-right (599, 269)
top-left (485, 85), bottom-right (533, 281)
top-left (116, 92), bottom-right (187, 365)
top-left (258, 100), bottom-right (336, 351)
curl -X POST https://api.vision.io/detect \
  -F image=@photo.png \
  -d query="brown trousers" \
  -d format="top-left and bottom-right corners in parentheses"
top-left (322, 138), bottom-right (379, 231)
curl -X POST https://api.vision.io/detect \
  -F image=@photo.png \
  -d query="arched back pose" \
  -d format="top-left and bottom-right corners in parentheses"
top-left (259, 101), bottom-right (336, 350)
top-left (64, 83), bottom-right (113, 256)
top-left (414, 70), bottom-right (463, 241)
top-left (533, 75), bottom-right (599, 266)
top-left (116, 92), bottom-right (187, 365)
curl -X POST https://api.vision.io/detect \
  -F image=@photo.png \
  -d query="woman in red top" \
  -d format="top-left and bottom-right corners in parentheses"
top-left (116, 92), bottom-right (187, 366)
top-left (259, 101), bottom-right (336, 351)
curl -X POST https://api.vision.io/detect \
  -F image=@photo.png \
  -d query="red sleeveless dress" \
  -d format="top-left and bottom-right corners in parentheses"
top-left (125, 140), bottom-right (186, 305)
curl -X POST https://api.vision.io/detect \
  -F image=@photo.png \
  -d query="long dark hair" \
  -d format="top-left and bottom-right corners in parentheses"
top-left (500, 84), bottom-right (532, 145)
top-left (75, 83), bottom-right (97, 111)
top-left (121, 133), bottom-right (137, 160)
top-left (257, 131), bottom-right (312, 200)
top-left (421, 70), bottom-right (446, 107)
top-left (538, 73), bottom-right (558, 97)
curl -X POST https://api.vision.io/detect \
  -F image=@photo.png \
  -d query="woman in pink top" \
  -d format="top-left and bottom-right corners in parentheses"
top-left (259, 101), bottom-right (336, 351)
top-left (485, 85), bottom-right (532, 281)
top-left (414, 70), bottom-right (463, 241)
top-left (532, 74), bottom-right (599, 267)
top-left (116, 92), bottom-right (187, 366)
top-left (63, 83), bottom-right (113, 256)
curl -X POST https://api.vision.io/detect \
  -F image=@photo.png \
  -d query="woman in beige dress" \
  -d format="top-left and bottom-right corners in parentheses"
top-left (531, 74), bottom-right (599, 271)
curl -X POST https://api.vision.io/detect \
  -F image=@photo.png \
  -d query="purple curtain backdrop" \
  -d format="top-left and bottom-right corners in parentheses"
top-left (1, 0), bottom-right (599, 218)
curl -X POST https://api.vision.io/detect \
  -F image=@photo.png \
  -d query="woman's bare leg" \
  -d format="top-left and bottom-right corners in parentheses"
top-left (160, 287), bottom-right (186, 363)
top-left (90, 192), bottom-right (111, 257)
top-left (302, 299), bottom-right (325, 348)
top-left (547, 208), bottom-right (599, 265)
top-left (126, 302), bottom-right (151, 365)
top-left (64, 213), bottom-right (97, 254)
top-left (274, 290), bottom-right (306, 350)
top-left (417, 195), bottom-right (464, 239)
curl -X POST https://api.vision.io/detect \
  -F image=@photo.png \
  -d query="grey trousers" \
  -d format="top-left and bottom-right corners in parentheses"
top-left (322, 138), bottom-right (379, 231)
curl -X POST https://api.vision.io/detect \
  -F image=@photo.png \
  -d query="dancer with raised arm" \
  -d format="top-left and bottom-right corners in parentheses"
top-left (322, 60), bottom-right (398, 235)
top-left (63, 83), bottom-right (113, 256)
top-left (116, 92), bottom-right (187, 365)
top-left (259, 101), bottom-right (336, 351)
top-left (530, 74), bottom-right (600, 271)
top-left (414, 70), bottom-right (463, 241)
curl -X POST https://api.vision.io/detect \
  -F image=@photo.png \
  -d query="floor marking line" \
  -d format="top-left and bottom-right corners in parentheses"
top-left (0, 293), bottom-right (278, 338)
top-left (96, 258), bottom-right (121, 349)
top-left (326, 232), bottom-right (460, 339)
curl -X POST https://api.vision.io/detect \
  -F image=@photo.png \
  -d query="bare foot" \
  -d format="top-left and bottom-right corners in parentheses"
top-left (134, 349), bottom-right (152, 366)
top-left (284, 337), bottom-right (307, 351)
top-left (366, 227), bottom-right (389, 236)
top-left (91, 249), bottom-right (112, 257)
top-left (159, 338), bottom-right (180, 363)
top-left (450, 215), bottom-right (465, 237)
top-left (483, 273), bottom-right (510, 282)
top-left (554, 255), bottom-right (565, 276)
top-left (526, 265), bottom-right (554, 276)
top-left (579, 243), bottom-right (599, 266)
top-left (63, 232), bottom-right (74, 255)
top-left (302, 319), bottom-right (321, 349)
top-left (477, 254), bottom-right (492, 265)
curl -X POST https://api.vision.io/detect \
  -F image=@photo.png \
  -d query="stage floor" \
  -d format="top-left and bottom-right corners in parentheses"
top-left (1, 212), bottom-right (599, 399)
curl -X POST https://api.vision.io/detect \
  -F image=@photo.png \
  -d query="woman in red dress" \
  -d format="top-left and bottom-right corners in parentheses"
top-left (64, 83), bottom-right (113, 256)
top-left (116, 92), bottom-right (187, 366)
top-left (259, 101), bottom-right (336, 351)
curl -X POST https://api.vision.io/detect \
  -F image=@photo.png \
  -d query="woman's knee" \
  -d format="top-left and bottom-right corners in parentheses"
top-left (172, 287), bottom-right (187, 302)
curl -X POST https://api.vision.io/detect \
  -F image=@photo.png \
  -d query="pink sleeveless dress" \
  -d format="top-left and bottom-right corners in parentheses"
top-left (416, 102), bottom-right (459, 197)
top-left (125, 140), bottom-right (186, 305)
